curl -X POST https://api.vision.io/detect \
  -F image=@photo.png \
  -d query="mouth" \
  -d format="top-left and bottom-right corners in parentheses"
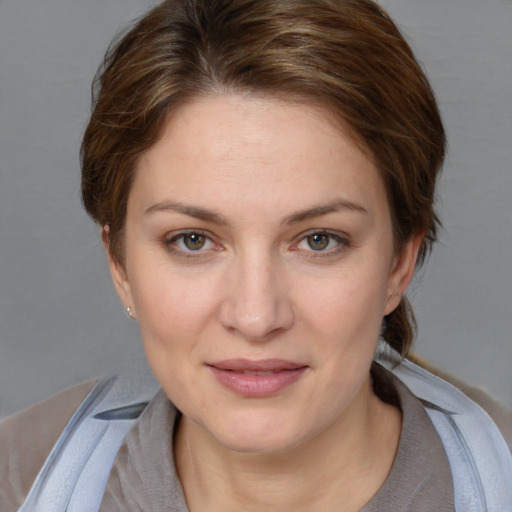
top-left (206, 359), bottom-right (308, 397)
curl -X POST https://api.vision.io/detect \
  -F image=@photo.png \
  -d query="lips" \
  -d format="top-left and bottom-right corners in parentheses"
top-left (207, 359), bottom-right (308, 397)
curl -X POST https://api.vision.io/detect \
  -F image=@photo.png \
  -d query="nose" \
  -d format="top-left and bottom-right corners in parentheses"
top-left (218, 251), bottom-right (295, 341)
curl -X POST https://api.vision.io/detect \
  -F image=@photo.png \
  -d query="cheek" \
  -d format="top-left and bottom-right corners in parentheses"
top-left (143, 282), bottom-right (213, 335)
top-left (131, 272), bottom-right (219, 405)
top-left (295, 261), bottom-right (390, 338)
top-left (127, 258), bottom-right (220, 353)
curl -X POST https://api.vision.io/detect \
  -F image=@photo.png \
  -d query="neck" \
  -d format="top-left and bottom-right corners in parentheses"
top-left (174, 377), bottom-right (401, 512)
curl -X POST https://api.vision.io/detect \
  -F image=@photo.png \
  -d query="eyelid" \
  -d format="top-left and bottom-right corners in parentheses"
top-left (292, 229), bottom-right (350, 256)
top-left (163, 229), bottom-right (222, 256)
top-left (161, 228), bottom-right (349, 259)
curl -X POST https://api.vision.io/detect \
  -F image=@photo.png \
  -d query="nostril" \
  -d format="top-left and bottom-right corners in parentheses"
top-left (216, 258), bottom-right (294, 339)
top-left (218, 296), bottom-right (294, 341)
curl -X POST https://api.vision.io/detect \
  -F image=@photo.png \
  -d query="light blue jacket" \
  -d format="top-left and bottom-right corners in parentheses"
top-left (17, 359), bottom-right (512, 512)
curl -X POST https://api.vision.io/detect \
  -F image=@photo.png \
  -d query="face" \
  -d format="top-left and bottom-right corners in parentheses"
top-left (109, 94), bottom-right (418, 454)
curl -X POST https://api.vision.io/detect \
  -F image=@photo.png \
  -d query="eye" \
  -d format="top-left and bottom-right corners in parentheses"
top-left (181, 233), bottom-right (207, 251)
top-left (305, 233), bottom-right (331, 251)
top-left (165, 231), bottom-right (217, 253)
top-left (295, 230), bottom-right (348, 255)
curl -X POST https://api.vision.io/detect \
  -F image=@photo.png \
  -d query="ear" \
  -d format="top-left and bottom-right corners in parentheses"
top-left (384, 233), bottom-right (423, 315)
top-left (102, 226), bottom-right (135, 316)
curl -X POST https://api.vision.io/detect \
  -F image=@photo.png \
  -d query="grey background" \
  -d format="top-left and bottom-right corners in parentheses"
top-left (0, 0), bottom-right (510, 417)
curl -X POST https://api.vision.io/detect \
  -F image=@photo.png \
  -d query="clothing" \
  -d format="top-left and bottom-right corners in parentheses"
top-left (1, 359), bottom-right (511, 511)
top-left (0, 380), bottom-right (97, 510)
top-left (99, 369), bottom-right (455, 511)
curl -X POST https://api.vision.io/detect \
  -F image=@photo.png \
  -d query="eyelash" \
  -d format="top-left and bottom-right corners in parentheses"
top-left (163, 230), bottom-right (221, 259)
top-left (162, 229), bottom-right (350, 259)
top-left (292, 230), bottom-right (350, 259)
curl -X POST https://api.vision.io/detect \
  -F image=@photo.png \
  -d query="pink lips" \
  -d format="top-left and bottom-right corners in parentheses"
top-left (207, 359), bottom-right (308, 397)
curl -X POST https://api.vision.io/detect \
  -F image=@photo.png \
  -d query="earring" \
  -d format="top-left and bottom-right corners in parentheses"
top-left (126, 306), bottom-right (136, 319)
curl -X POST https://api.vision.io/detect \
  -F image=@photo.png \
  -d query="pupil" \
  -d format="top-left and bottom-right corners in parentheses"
top-left (184, 234), bottom-right (205, 250)
top-left (308, 234), bottom-right (329, 251)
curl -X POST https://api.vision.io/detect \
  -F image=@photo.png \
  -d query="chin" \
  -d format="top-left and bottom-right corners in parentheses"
top-left (219, 432), bottom-right (302, 455)
top-left (207, 411), bottom-right (311, 455)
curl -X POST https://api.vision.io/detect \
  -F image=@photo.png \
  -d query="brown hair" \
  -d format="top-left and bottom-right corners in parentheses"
top-left (81, 0), bottom-right (445, 356)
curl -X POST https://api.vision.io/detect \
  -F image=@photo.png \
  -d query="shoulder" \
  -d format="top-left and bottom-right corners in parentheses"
top-left (407, 353), bottom-right (512, 448)
top-left (382, 354), bottom-right (512, 509)
top-left (0, 380), bottom-right (97, 512)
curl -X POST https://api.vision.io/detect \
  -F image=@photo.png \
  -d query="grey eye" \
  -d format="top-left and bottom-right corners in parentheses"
top-left (306, 233), bottom-right (330, 251)
top-left (183, 233), bottom-right (207, 250)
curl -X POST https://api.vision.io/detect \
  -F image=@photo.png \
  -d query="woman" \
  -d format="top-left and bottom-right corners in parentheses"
top-left (1, 0), bottom-right (511, 510)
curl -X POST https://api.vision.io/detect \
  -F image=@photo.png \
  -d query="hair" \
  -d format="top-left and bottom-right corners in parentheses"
top-left (81, 0), bottom-right (446, 357)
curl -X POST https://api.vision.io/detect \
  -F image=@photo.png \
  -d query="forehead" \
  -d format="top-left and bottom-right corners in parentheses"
top-left (131, 93), bottom-right (387, 219)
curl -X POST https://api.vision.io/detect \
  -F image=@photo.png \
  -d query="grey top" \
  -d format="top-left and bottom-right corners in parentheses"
top-left (99, 368), bottom-right (454, 511)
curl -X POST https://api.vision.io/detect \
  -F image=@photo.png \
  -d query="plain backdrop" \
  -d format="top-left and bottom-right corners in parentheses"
top-left (0, 0), bottom-right (511, 417)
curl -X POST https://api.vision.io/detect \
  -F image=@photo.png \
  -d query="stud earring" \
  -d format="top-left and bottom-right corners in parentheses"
top-left (126, 306), bottom-right (136, 319)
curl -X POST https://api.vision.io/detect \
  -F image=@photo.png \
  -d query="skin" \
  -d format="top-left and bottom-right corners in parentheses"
top-left (108, 93), bottom-right (422, 511)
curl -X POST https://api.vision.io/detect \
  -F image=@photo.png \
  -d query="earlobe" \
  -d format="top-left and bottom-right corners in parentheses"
top-left (102, 226), bottom-right (134, 311)
top-left (384, 234), bottom-right (423, 315)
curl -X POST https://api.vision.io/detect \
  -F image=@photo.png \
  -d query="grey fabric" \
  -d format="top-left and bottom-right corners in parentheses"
top-left (100, 389), bottom-right (188, 512)
top-left (361, 372), bottom-right (454, 511)
top-left (0, 380), bottom-right (98, 512)
top-left (100, 368), bottom-right (454, 511)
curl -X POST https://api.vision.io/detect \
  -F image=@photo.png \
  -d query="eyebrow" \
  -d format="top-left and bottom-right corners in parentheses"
top-left (281, 199), bottom-right (369, 225)
top-left (145, 201), bottom-right (229, 225)
top-left (145, 198), bottom-right (368, 225)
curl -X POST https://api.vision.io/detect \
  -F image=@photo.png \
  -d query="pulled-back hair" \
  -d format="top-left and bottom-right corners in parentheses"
top-left (81, 0), bottom-right (446, 356)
